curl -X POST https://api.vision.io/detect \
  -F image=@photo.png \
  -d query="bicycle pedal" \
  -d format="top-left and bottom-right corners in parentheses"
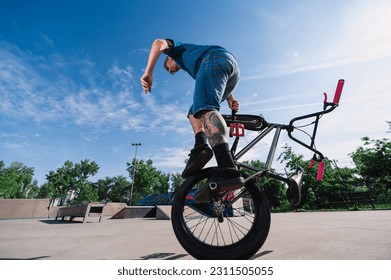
top-left (230, 123), bottom-right (245, 137)
top-left (286, 167), bottom-right (304, 206)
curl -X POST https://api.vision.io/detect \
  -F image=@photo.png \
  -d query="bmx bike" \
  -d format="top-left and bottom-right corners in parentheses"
top-left (171, 79), bottom-right (345, 259)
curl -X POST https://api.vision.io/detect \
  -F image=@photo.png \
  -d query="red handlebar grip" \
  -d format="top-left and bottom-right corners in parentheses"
top-left (317, 161), bottom-right (325, 181)
top-left (333, 79), bottom-right (345, 105)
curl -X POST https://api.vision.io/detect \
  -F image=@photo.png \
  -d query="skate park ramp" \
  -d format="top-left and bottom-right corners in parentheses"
top-left (156, 205), bottom-right (171, 220)
top-left (0, 199), bottom-right (51, 218)
top-left (111, 205), bottom-right (171, 220)
top-left (0, 199), bottom-right (172, 220)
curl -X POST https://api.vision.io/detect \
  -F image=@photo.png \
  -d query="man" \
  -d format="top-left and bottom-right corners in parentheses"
top-left (140, 39), bottom-right (244, 193)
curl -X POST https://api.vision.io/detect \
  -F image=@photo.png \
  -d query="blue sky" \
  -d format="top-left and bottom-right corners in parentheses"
top-left (1, 0), bottom-right (390, 185)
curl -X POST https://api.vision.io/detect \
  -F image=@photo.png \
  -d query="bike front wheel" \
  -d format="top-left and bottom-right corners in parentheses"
top-left (171, 168), bottom-right (271, 260)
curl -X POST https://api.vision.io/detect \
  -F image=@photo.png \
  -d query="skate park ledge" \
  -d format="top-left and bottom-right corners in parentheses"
top-left (0, 199), bottom-right (171, 221)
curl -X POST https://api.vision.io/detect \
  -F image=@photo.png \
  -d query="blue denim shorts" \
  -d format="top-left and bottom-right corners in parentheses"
top-left (188, 51), bottom-right (240, 117)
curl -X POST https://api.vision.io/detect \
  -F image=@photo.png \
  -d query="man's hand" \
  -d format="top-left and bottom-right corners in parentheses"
top-left (227, 95), bottom-right (239, 112)
top-left (140, 39), bottom-right (168, 93)
top-left (140, 73), bottom-right (152, 93)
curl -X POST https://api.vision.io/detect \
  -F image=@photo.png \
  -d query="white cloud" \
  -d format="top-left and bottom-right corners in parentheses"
top-left (242, 1), bottom-right (391, 82)
top-left (3, 142), bottom-right (26, 151)
top-left (151, 147), bottom-right (189, 171)
top-left (0, 41), bottom-right (191, 135)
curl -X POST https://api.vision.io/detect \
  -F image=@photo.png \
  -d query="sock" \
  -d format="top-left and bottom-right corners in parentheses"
top-left (194, 131), bottom-right (207, 148)
top-left (212, 143), bottom-right (235, 168)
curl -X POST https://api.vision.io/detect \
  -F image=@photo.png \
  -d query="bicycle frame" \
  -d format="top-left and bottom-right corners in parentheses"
top-left (229, 79), bottom-right (345, 185)
top-left (232, 124), bottom-right (291, 184)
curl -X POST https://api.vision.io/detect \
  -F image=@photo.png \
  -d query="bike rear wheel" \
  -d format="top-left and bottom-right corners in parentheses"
top-left (171, 168), bottom-right (271, 260)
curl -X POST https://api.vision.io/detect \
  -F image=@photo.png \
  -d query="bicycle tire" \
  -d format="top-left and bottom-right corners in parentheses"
top-left (171, 168), bottom-right (271, 260)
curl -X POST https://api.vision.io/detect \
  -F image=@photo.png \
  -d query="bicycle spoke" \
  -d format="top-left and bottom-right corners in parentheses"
top-left (216, 218), bottom-right (227, 246)
top-left (182, 201), bottom-right (256, 246)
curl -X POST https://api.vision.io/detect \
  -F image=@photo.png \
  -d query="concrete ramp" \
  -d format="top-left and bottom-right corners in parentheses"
top-left (0, 199), bottom-right (50, 218)
top-left (110, 205), bottom-right (172, 220)
top-left (111, 206), bottom-right (155, 219)
top-left (156, 205), bottom-right (171, 220)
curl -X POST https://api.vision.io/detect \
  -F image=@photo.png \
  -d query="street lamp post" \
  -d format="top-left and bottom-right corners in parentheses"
top-left (130, 143), bottom-right (141, 206)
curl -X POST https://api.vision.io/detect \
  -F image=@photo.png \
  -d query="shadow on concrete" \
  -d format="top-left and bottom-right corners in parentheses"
top-left (250, 250), bottom-right (274, 259)
top-left (39, 219), bottom-right (83, 225)
top-left (138, 252), bottom-right (189, 260)
top-left (0, 256), bottom-right (50, 260)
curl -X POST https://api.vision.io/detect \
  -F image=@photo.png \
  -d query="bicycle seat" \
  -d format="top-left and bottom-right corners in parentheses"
top-left (222, 114), bottom-right (268, 131)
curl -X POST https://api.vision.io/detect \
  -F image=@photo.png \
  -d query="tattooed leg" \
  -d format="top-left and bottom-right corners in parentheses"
top-left (200, 111), bottom-right (228, 147)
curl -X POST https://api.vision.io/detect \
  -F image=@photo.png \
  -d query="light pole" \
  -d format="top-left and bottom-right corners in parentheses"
top-left (130, 143), bottom-right (141, 206)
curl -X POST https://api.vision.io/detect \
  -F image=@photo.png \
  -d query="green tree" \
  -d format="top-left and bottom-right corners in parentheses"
top-left (278, 145), bottom-right (356, 209)
top-left (44, 159), bottom-right (99, 205)
top-left (240, 159), bottom-right (287, 210)
top-left (126, 159), bottom-right (170, 205)
top-left (170, 172), bottom-right (184, 192)
top-left (71, 159), bottom-right (100, 204)
top-left (94, 175), bottom-right (130, 203)
top-left (350, 137), bottom-right (391, 202)
top-left (0, 161), bottom-right (39, 198)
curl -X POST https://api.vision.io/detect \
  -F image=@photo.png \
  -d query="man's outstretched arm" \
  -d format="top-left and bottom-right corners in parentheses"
top-left (140, 39), bottom-right (169, 93)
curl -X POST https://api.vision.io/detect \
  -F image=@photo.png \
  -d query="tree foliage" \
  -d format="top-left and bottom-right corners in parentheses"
top-left (170, 172), bottom-right (184, 192)
top-left (350, 137), bottom-right (391, 202)
top-left (278, 145), bottom-right (357, 209)
top-left (94, 175), bottom-right (130, 203)
top-left (42, 159), bottom-right (99, 205)
top-left (126, 159), bottom-right (170, 205)
top-left (0, 161), bottom-right (39, 198)
top-left (240, 160), bottom-right (287, 210)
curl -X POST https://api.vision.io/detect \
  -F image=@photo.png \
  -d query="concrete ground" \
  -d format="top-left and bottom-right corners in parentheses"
top-left (0, 210), bottom-right (390, 260)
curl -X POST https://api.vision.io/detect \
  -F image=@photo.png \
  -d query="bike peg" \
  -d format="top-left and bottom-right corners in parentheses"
top-left (308, 156), bottom-right (325, 181)
top-left (317, 161), bottom-right (325, 181)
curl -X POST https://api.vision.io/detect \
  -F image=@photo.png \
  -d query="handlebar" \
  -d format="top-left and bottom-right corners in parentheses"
top-left (226, 79), bottom-right (345, 182)
top-left (231, 99), bottom-right (239, 120)
top-left (323, 79), bottom-right (345, 110)
top-left (333, 79), bottom-right (345, 105)
top-left (287, 79), bottom-right (345, 179)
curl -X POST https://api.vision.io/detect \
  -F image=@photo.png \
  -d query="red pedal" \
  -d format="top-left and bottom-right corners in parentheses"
top-left (230, 123), bottom-right (245, 137)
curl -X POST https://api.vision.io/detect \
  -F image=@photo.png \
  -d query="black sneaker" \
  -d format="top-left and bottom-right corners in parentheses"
top-left (181, 144), bottom-right (213, 179)
top-left (194, 168), bottom-right (245, 202)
